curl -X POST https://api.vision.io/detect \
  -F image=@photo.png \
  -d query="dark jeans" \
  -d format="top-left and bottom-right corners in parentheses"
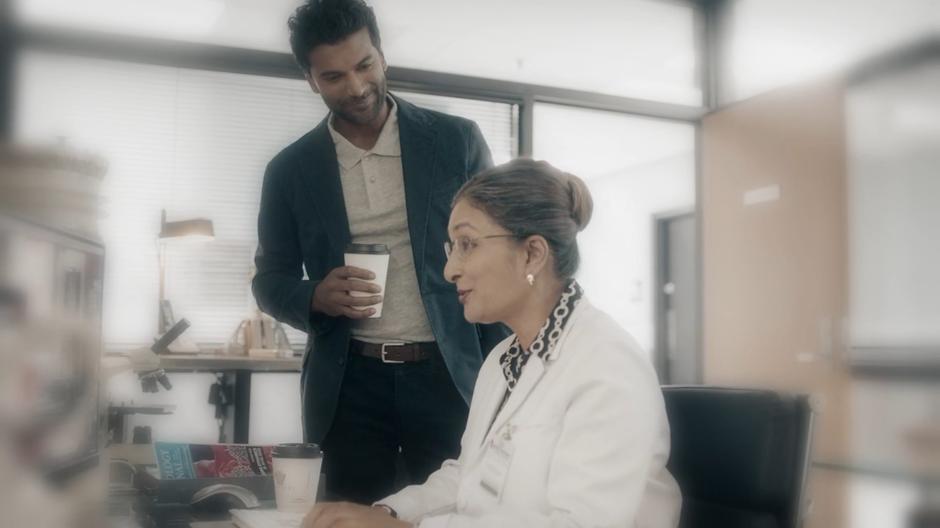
top-left (320, 344), bottom-right (469, 505)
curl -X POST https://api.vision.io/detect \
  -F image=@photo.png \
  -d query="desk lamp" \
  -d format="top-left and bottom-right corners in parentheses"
top-left (158, 209), bottom-right (214, 334)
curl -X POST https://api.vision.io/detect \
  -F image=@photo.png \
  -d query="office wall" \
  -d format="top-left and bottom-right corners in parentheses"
top-left (701, 79), bottom-right (851, 527)
top-left (577, 153), bottom-right (695, 358)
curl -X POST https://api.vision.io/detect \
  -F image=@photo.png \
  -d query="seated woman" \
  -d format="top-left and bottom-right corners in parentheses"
top-left (304, 159), bottom-right (680, 528)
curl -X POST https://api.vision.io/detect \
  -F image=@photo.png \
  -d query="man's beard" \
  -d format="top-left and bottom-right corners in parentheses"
top-left (331, 81), bottom-right (387, 126)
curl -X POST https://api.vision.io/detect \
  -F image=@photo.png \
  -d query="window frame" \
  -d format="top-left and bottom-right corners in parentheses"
top-left (6, 12), bottom-right (714, 372)
top-left (8, 22), bottom-right (708, 153)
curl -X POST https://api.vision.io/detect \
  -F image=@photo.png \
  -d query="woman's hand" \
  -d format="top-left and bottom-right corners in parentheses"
top-left (302, 502), bottom-right (412, 528)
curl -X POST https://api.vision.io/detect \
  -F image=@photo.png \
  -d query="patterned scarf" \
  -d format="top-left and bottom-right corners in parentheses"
top-left (499, 279), bottom-right (584, 391)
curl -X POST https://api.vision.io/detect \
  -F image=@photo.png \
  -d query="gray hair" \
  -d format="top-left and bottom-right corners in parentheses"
top-left (453, 158), bottom-right (593, 279)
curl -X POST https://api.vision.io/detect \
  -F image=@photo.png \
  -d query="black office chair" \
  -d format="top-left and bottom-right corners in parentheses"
top-left (662, 386), bottom-right (815, 528)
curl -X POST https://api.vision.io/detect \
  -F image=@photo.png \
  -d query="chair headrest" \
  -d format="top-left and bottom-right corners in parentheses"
top-left (662, 386), bottom-right (811, 518)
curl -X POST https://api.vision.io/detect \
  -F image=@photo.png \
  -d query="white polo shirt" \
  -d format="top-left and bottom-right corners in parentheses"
top-left (327, 98), bottom-right (435, 344)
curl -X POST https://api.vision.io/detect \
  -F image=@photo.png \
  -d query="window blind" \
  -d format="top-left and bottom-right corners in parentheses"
top-left (15, 51), bottom-right (516, 348)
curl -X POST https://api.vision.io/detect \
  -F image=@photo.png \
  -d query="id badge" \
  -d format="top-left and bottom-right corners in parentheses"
top-left (479, 425), bottom-right (515, 500)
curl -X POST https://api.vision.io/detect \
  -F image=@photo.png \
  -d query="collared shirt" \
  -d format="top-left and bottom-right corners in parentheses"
top-left (500, 279), bottom-right (584, 391)
top-left (327, 97), bottom-right (435, 343)
top-left (483, 278), bottom-right (584, 439)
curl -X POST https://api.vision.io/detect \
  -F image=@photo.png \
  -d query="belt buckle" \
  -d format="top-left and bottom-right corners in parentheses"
top-left (380, 342), bottom-right (406, 364)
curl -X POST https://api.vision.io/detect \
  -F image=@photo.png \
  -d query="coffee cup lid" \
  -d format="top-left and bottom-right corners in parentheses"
top-left (272, 443), bottom-right (322, 458)
top-left (344, 243), bottom-right (389, 255)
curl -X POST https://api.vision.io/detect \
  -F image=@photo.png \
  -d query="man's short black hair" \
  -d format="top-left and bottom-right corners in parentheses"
top-left (288, 0), bottom-right (383, 75)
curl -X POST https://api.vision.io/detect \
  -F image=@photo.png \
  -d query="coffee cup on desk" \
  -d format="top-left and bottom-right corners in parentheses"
top-left (344, 243), bottom-right (390, 318)
top-left (272, 443), bottom-right (323, 513)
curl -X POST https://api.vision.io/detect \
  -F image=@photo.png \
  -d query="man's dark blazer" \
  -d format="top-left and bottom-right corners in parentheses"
top-left (252, 94), bottom-right (510, 444)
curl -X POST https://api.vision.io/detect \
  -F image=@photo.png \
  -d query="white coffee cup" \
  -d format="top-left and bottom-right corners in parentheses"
top-left (344, 243), bottom-right (390, 318)
top-left (272, 443), bottom-right (323, 514)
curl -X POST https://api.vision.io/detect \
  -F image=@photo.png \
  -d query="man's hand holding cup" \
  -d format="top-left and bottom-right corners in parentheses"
top-left (312, 243), bottom-right (390, 320)
top-left (311, 265), bottom-right (383, 319)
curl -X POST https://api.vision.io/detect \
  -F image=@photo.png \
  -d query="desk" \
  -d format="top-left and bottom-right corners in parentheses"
top-left (814, 457), bottom-right (939, 527)
top-left (126, 462), bottom-right (279, 528)
top-left (813, 458), bottom-right (939, 488)
top-left (157, 353), bottom-right (303, 373)
top-left (124, 352), bottom-right (303, 444)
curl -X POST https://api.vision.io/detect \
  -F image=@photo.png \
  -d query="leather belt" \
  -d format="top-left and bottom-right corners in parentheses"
top-left (349, 340), bottom-right (437, 364)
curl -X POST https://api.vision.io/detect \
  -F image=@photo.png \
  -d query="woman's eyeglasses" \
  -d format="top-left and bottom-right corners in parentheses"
top-left (444, 234), bottom-right (516, 261)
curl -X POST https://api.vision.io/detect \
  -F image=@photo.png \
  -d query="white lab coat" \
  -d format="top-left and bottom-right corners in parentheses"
top-left (381, 299), bottom-right (681, 527)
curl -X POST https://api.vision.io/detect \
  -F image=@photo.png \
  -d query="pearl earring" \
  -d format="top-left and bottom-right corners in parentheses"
top-left (526, 273), bottom-right (535, 286)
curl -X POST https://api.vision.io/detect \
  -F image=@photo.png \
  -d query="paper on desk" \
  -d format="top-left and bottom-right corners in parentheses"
top-left (230, 509), bottom-right (304, 528)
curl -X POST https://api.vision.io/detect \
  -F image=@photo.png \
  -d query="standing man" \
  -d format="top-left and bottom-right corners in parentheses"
top-left (252, 0), bottom-right (509, 505)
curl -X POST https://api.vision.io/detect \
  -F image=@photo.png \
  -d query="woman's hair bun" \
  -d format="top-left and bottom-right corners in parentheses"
top-left (564, 172), bottom-right (593, 231)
